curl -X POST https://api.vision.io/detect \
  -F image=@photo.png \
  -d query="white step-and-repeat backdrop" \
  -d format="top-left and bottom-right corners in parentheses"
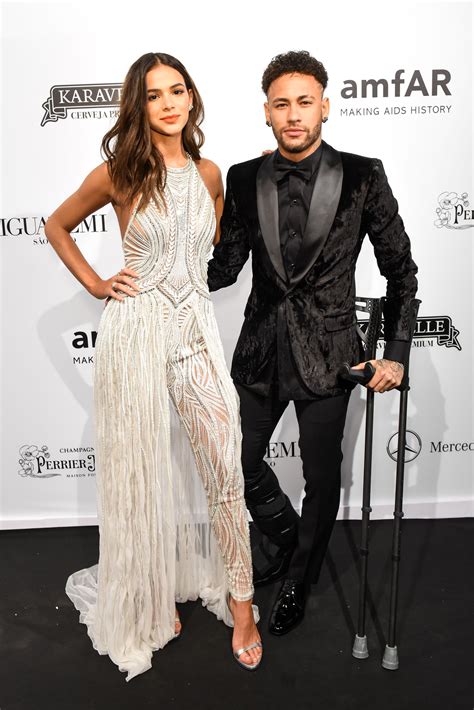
top-left (1, 0), bottom-right (472, 528)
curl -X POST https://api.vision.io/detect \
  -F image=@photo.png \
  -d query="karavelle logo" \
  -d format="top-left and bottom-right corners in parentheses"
top-left (358, 315), bottom-right (461, 351)
top-left (41, 83), bottom-right (122, 126)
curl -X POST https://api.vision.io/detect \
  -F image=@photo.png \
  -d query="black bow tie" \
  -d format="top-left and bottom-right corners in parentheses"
top-left (274, 160), bottom-right (312, 183)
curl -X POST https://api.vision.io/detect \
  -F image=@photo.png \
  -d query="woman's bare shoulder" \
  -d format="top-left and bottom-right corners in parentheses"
top-left (78, 161), bottom-right (114, 197)
top-left (196, 157), bottom-right (221, 176)
top-left (195, 158), bottom-right (223, 200)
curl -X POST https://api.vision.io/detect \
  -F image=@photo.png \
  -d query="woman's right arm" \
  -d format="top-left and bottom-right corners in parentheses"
top-left (45, 163), bottom-right (139, 301)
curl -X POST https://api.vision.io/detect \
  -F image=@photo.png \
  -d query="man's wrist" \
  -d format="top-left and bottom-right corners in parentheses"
top-left (383, 339), bottom-right (410, 366)
top-left (377, 358), bottom-right (404, 371)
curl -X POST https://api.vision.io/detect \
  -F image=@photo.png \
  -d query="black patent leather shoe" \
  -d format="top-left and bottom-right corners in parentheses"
top-left (252, 543), bottom-right (294, 587)
top-left (268, 579), bottom-right (306, 636)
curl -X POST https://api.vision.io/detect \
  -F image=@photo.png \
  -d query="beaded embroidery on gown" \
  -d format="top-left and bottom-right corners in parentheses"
top-left (65, 158), bottom-right (257, 681)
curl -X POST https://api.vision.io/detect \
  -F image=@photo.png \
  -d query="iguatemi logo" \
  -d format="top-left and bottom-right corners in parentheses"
top-left (41, 83), bottom-right (122, 126)
top-left (358, 315), bottom-right (461, 351)
top-left (265, 440), bottom-right (300, 468)
top-left (18, 444), bottom-right (96, 479)
top-left (0, 213), bottom-right (107, 246)
top-left (339, 68), bottom-right (452, 118)
top-left (434, 192), bottom-right (474, 229)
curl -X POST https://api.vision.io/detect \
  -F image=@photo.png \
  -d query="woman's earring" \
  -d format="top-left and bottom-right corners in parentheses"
top-left (266, 120), bottom-right (271, 127)
top-left (189, 104), bottom-right (194, 111)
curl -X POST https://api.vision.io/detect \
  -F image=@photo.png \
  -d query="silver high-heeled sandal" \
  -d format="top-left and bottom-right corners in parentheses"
top-left (233, 642), bottom-right (263, 671)
top-left (227, 594), bottom-right (263, 671)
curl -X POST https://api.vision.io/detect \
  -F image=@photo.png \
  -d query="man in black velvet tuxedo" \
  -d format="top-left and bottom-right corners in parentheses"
top-left (207, 51), bottom-right (418, 636)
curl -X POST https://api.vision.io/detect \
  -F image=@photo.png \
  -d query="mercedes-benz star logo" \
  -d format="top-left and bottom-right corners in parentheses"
top-left (386, 430), bottom-right (422, 463)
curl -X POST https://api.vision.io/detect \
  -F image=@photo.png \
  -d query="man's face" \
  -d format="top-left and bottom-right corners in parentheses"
top-left (264, 73), bottom-right (329, 157)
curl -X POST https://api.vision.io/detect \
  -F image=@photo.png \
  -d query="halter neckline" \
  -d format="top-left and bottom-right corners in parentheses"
top-left (166, 155), bottom-right (193, 173)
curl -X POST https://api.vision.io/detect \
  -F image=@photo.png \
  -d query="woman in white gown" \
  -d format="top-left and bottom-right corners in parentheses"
top-left (45, 52), bottom-right (262, 681)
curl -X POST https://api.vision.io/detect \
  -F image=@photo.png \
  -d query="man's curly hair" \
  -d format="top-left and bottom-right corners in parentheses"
top-left (262, 50), bottom-right (328, 95)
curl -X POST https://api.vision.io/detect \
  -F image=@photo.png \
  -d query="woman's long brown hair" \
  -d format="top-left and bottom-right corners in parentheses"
top-left (101, 52), bottom-right (205, 210)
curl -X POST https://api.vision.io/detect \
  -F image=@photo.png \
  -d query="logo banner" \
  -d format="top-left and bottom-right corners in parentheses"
top-left (41, 84), bottom-right (122, 126)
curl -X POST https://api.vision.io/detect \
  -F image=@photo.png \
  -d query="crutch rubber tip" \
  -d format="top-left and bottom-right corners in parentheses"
top-left (382, 644), bottom-right (399, 670)
top-left (352, 634), bottom-right (369, 659)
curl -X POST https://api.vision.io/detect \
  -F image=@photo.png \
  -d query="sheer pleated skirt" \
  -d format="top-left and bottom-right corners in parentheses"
top-left (65, 290), bottom-right (257, 681)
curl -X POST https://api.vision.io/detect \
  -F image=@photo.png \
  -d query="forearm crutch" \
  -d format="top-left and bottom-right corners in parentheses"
top-left (381, 297), bottom-right (421, 670)
top-left (339, 296), bottom-right (384, 662)
top-left (342, 297), bottom-right (421, 669)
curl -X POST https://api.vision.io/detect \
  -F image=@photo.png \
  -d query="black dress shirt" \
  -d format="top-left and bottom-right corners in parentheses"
top-left (274, 146), bottom-right (322, 278)
top-left (277, 146), bottom-right (324, 399)
top-left (259, 145), bottom-right (325, 401)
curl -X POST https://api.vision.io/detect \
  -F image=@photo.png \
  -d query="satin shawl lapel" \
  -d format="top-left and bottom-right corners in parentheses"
top-left (290, 142), bottom-right (343, 286)
top-left (256, 153), bottom-right (287, 284)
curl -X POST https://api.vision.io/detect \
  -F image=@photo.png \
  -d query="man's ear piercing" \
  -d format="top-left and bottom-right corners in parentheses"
top-left (322, 116), bottom-right (328, 123)
top-left (266, 120), bottom-right (272, 127)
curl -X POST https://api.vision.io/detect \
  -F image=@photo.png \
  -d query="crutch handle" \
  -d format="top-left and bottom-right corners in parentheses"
top-left (339, 362), bottom-right (376, 386)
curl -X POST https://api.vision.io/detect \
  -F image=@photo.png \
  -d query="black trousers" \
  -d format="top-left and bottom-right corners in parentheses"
top-left (236, 382), bottom-right (350, 588)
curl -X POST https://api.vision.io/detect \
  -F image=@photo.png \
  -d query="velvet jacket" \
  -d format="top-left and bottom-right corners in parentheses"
top-left (207, 142), bottom-right (418, 398)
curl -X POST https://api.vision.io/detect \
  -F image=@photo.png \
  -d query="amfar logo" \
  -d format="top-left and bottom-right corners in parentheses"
top-left (341, 69), bottom-right (451, 99)
top-left (41, 83), bottom-right (122, 126)
top-left (386, 430), bottom-right (422, 463)
top-left (72, 330), bottom-right (97, 365)
top-left (359, 315), bottom-right (461, 351)
top-left (434, 192), bottom-right (474, 229)
top-left (0, 214), bottom-right (107, 245)
top-left (339, 69), bottom-right (452, 118)
top-left (18, 445), bottom-right (96, 478)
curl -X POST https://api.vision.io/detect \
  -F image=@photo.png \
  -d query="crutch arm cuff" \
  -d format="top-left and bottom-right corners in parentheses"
top-left (383, 339), bottom-right (410, 366)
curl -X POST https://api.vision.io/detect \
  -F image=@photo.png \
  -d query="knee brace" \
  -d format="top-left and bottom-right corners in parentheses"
top-left (245, 462), bottom-right (299, 548)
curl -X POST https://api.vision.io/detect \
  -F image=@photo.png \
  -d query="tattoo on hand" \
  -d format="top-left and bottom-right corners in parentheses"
top-left (378, 359), bottom-right (404, 374)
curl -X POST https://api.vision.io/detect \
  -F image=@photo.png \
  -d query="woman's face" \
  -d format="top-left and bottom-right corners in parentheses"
top-left (145, 64), bottom-right (193, 138)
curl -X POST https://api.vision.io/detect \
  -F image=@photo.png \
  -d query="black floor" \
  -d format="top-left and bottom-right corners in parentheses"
top-left (1, 519), bottom-right (472, 710)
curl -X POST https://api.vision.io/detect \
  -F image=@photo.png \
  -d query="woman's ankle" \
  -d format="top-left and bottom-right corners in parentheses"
top-left (229, 593), bottom-right (253, 607)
